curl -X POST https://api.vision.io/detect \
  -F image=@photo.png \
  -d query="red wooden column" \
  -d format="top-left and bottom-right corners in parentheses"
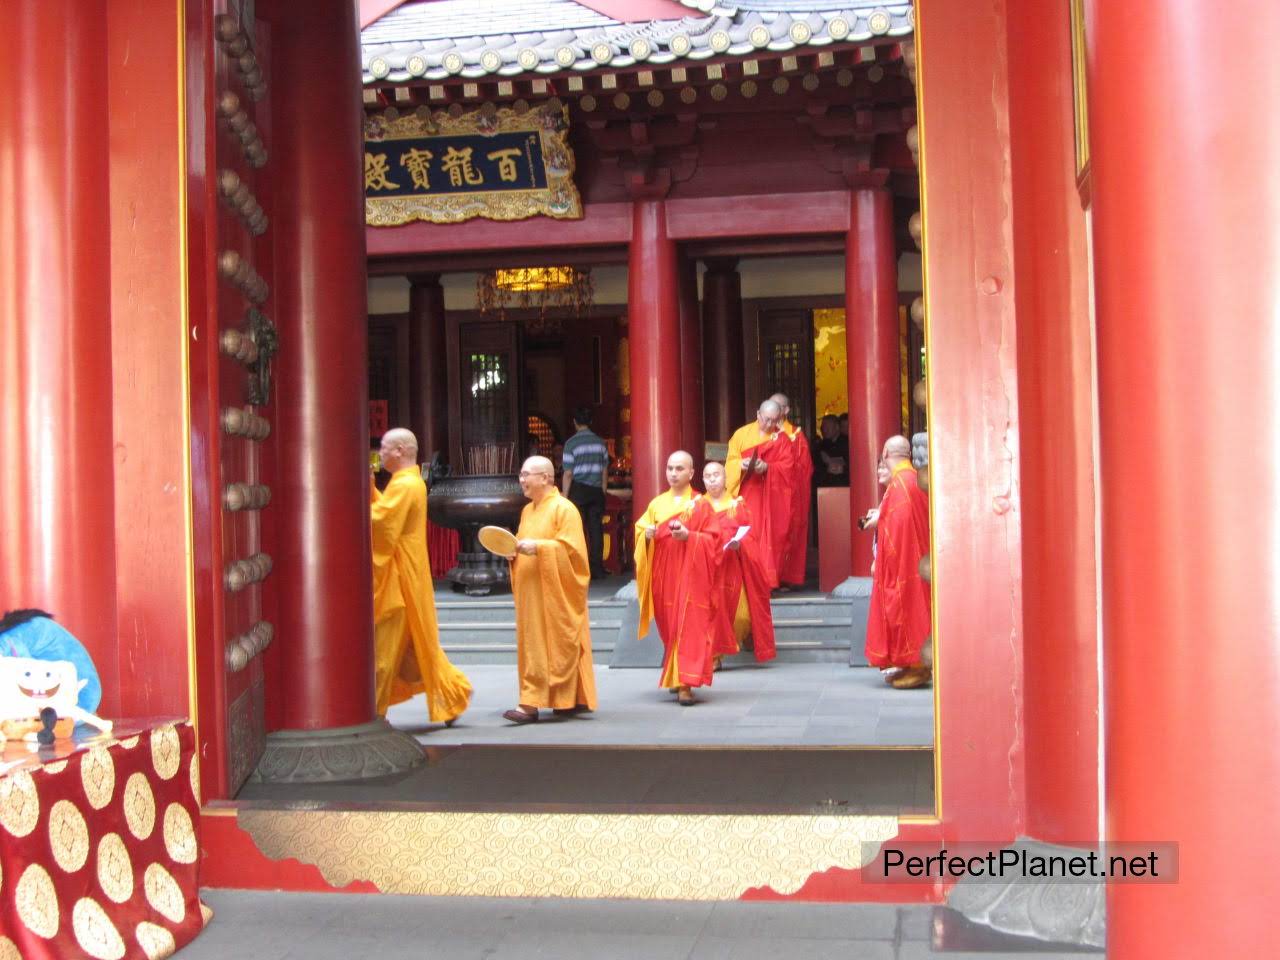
top-left (845, 188), bottom-right (901, 577)
top-left (628, 200), bottom-right (682, 518)
top-left (0, 2), bottom-right (119, 703)
top-left (678, 257), bottom-right (705, 463)
top-left (408, 274), bottom-right (449, 464)
top-left (1087, 0), bottom-right (1280, 955)
top-left (702, 258), bottom-right (746, 443)
top-left (257, 0), bottom-right (419, 779)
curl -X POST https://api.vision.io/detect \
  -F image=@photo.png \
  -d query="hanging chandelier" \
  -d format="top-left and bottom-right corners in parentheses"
top-left (476, 266), bottom-right (594, 335)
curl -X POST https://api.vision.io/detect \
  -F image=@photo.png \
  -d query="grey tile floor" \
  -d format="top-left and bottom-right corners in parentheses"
top-left (387, 662), bottom-right (934, 747)
top-left (179, 891), bottom-right (1100, 959)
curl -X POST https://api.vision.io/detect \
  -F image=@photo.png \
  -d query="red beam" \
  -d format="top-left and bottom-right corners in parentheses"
top-left (365, 193), bottom-right (852, 258)
top-left (365, 202), bottom-right (633, 256)
top-left (666, 192), bottom-right (851, 240)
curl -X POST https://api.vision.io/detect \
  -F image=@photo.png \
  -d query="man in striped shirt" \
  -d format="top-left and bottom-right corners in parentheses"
top-left (561, 406), bottom-right (610, 580)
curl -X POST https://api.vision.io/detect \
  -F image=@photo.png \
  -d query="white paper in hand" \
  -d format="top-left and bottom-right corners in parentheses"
top-left (724, 525), bottom-right (751, 550)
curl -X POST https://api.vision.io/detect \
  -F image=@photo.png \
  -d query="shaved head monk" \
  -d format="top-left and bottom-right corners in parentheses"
top-left (860, 435), bottom-right (932, 689)
top-left (768, 392), bottom-right (814, 588)
top-left (504, 456), bottom-right (598, 723)
top-left (634, 451), bottom-right (725, 705)
top-left (370, 428), bottom-right (472, 724)
top-left (701, 461), bottom-right (776, 668)
top-left (724, 398), bottom-right (799, 589)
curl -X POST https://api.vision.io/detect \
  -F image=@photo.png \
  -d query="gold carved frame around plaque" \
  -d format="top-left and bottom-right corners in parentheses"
top-left (364, 104), bottom-right (583, 226)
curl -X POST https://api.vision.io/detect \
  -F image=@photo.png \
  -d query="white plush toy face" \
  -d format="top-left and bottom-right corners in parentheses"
top-left (0, 657), bottom-right (86, 721)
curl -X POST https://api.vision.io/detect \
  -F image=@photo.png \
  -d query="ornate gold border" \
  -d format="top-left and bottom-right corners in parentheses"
top-left (364, 105), bottom-right (582, 226)
top-left (239, 809), bottom-right (898, 898)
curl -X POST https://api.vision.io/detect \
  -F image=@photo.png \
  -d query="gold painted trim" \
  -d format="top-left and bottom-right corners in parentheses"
top-left (239, 809), bottom-right (898, 899)
top-left (911, 12), bottom-right (943, 823)
top-left (1069, 0), bottom-right (1090, 179)
top-left (177, 0), bottom-right (202, 803)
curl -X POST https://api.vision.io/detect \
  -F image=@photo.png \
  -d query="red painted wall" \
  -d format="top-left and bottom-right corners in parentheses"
top-left (107, 0), bottom-right (195, 718)
top-left (1006, 0), bottom-right (1100, 842)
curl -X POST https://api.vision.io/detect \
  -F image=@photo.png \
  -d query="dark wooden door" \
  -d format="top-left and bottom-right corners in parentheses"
top-left (751, 307), bottom-right (816, 439)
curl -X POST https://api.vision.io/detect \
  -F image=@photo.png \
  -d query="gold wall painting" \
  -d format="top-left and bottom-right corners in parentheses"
top-left (813, 307), bottom-right (848, 417)
top-left (1070, 0), bottom-right (1091, 181)
top-left (364, 103), bottom-right (582, 226)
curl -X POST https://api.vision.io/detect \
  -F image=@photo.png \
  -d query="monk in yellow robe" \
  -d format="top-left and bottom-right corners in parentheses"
top-left (370, 428), bottom-right (472, 723)
top-left (504, 456), bottom-right (598, 724)
top-left (702, 461), bottom-right (776, 667)
top-left (725, 398), bottom-right (796, 587)
top-left (634, 451), bottom-right (725, 705)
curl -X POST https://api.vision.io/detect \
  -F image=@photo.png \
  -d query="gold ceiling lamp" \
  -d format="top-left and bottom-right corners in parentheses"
top-left (476, 265), bottom-right (594, 334)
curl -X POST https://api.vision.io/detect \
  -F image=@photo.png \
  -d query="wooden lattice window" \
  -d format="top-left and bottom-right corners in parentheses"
top-left (765, 340), bottom-right (811, 434)
top-left (465, 351), bottom-right (511, 446)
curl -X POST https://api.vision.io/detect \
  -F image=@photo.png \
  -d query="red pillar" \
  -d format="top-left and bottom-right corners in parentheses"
top-left (408, 274), bottom-right (449, 464)
top-left (628, 200), bottom-right (682, 519)
top-left (1087, 0), bottom-right (1280, 955)
top-left (678, 257), bottom-right (705, 463)
top-left (0, 2), bottom-right (119, 701)
top-left (845, 188), bottom-right (901, 577)
top-left (265, 0), bottom-right (374, 729)
top-left (1008, 0), bottom-right (1100, 844)
top-left (702, 259), bottom-right (746, 443)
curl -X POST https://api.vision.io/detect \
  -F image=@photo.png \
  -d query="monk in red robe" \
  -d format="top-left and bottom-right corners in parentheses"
top-left (701, 461), bottom-right (776, 667)
top-left (860, 435), bottom-right (932, 688)
top-left (725, 399), bottom-right (797, 588)
top-left (771, 392), bottom-right (814, 588)
top-left (634, 451), bottom-right (725, 705)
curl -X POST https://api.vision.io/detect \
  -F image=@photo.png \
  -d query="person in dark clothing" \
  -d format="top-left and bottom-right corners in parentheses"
top-left (560, 406), bottom-right (610, 579)
top-left (814, 414), bottom-right (851, 487)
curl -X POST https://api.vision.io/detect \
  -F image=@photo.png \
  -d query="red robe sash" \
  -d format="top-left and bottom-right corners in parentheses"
top-left (735, 432), bottom-right (797, 588)
top-left (864, 464), bottom-right (932, 668)
top-left (778, 425), bottom-right (813, 586)
top-left (711, 497), bottom-right (777, 662)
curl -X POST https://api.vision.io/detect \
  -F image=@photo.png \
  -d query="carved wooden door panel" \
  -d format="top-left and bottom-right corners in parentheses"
top-left (190, 7), bottom-right (274, 799)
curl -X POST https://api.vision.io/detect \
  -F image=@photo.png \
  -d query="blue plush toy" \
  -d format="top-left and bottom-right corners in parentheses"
top-left (0, 609), bottom-right (109, 741)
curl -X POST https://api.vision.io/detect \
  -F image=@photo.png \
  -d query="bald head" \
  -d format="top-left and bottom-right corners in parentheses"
top-left (881, 435), bottom-right (912, 465)
top-left (768, 393), bottom-right (791, 417)
top-left (519, 455), bottom-right (556, 501)
top-left (665, 450), bottom-right (695, 494)
top-left (756, 399), bottom-right (782, 433)
top-left (379, 428), bottom-right (419, 473)
top-left (521, 455), bottom-right (554, 478)
top-left (703, 461), bottom-right (727, 498)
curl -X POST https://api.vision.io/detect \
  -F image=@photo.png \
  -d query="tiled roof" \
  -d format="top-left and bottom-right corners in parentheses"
top-left (362, 0), bottom-right (914, 85)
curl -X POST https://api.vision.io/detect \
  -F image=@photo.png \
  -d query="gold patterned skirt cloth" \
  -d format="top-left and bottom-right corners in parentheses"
top-left (0, 720), bottom-right (209, 959)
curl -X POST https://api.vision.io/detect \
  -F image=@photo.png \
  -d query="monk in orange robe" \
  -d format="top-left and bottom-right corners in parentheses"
top-left (860, 435), bottom-right (932, 688)
top-left (634, 451), bottom-right (725, 705)
top-left (702, 461), bottom-right (776, 666)
top-left (504, 455), bottom-right (598, 723)
top-left (371, 428), bottom-right (472, 722)
top-left (725, 399), bottom-right (797, 588)
top-left (771, 392), bottom-right (814, 588)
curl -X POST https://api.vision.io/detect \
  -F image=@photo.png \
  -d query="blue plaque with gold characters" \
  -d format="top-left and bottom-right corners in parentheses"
top-left (364, 103), bottom-right (582, 225)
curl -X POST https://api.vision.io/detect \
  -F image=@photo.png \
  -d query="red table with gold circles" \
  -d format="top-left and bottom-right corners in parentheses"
top-left (0, 720), bottom-right (208, 959)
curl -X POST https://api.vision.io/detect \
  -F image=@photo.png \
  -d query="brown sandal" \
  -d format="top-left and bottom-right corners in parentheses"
top-left (503, 708), bottom-right (539, 724)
